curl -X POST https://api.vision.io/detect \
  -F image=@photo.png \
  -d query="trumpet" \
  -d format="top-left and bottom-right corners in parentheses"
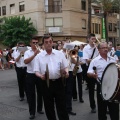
top-left (35, 45), bottom-right (41, 52)
top-left (73, 56), bottom-right (79, 76)
top-left (96, 37), bottom-right (100, 44)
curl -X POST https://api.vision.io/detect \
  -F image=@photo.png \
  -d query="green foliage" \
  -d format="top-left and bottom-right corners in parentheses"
top-left (0, 16), bottom-right (37, 47)
top-left (92, 0), bottom-right (119, 12)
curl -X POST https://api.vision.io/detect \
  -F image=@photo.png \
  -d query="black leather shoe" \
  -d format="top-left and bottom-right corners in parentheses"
top-left (73, 99), bottom-right (77, 101)
top-left (29, 115), bottom-right (35, 119)
top-left (37, 111), bottom-right (44, 114)
top-left (19, 98), bottom-right (24, 101)
top-left (68, 111), bottom-right (76, 115)
top-left (79, 98), bottom-right (84, 103)
top-left (91, 108), bottom-right (96, 113)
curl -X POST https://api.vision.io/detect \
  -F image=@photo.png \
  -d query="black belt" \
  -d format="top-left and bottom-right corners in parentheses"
top-left (49, 77), bottom-right (61, 81)
top-left (17, 67), bottom-right (27, 69)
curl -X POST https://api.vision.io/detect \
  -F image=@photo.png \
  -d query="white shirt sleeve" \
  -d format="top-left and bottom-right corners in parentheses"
top-left (34, 55), bottom-right (41, 72)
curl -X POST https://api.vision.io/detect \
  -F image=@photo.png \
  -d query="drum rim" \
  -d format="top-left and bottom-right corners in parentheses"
top-left (101, 62), bottom-right (117, 101)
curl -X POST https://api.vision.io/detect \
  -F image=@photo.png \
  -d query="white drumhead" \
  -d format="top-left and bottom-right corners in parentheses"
top-left (101, 63), bottom-right (118, 100)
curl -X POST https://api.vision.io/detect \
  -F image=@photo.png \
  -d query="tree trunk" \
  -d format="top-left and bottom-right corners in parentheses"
top-left (104, 12), bottom-right (108, 42)
top-left (87, 0), bottom-right (91, 35)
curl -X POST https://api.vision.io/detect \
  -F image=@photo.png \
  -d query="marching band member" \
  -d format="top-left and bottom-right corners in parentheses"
top-left (72, 50), bottom-right (84, 103)
top-left (34, 35), bottom-right (69, 120)
top-left (24, 37), bottom-right (44, 119)
top-left (108, 41), bottom-right (119, 63)
top-left (83, 33), bottom-right (99, 113)
top-left (87, 42), bottom-right (119, 120)
top-left (13, 41), bottom-right (27, 101)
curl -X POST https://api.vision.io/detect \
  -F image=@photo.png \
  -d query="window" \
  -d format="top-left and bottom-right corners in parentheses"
top-left (10, 4), bottom-right (15, 14)
top-left (95, 23), bottom-right (98, 34)
top-left (19, 1), bottom-right (25, 12)
top-left (2, 6), bottom-right (6, 15)
top-left (46, 18), bottom-right (62, 27)
top-left (45, 0), bottom-right (62, 13)
top-left (91, 23), bottom-right (101, 34)
top-left (81, 0), bottom-right (86, 11)
top-left (45, 18), bottom-right (63, 33)
top-left (0, 7), bottom-right (1, 16)
top-left (113, 23), bottom-right (117, 32)
top-left (82, 19), bottom-right (86, 29)
top-left (108, 23), bottom-right (112, 31)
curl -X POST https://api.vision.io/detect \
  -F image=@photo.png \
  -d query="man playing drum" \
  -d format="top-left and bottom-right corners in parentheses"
top-left (87, 42), bottom-right (119, 120)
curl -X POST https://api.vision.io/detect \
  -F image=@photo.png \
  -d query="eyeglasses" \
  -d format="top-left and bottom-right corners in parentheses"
top-left (19, 46), bottom-right (24, 47)
top-left (32, 42), bottom-right (38, 44)
top-left (44, 40), bottom-right (52, 44)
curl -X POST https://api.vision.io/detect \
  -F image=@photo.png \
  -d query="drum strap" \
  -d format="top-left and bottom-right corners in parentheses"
top-left (88, 48), bottom-right (96, 68)
top-left (90, 48), bottom-right (96, 59)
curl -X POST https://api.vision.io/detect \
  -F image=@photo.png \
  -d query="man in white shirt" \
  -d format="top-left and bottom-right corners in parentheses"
top-left (13, 41), bottom-right (27, 101)
top-left (24, 37), bottom-right (44, 119)
top-left (34, 35), bottom-right (69, 120)
top-left (83, 33), bottom-right (99, 113)
top-left (87, 42), bottom-right (119, 120)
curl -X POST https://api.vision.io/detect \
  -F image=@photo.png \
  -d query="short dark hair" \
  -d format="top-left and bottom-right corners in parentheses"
top-left (42, 35), bottom-right (53, 44)
top-left (18, 41), bottom-right (25, 45)
top-left (87, 33), bottom-right (95, 39)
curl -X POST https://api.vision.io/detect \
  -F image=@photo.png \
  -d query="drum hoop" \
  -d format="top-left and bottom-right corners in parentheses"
top-left (101, 63), bottom-right (116, 82)
top-left (110, 80), bottom-right (120, 101)
top-left (101, 62), bottom-right (117, 101)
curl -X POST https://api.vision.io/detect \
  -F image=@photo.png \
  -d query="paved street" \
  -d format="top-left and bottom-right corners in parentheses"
top-left (0, 69), bottom-right (115, 120)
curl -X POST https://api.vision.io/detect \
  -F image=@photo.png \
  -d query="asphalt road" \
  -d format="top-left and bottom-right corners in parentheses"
top-left (0, 69), bottom-right (114, 120)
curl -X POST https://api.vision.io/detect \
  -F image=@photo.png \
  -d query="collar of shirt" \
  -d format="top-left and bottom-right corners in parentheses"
top-left (42, 49), bottom-right (56, 56)
top-left (88, 44), bottom-right (95, 49)
top-left (97, 54), bottom-right (115, 62)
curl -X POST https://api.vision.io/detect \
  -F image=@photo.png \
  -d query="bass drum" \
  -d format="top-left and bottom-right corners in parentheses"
top-left (101, 63), bottom-right (120, 102)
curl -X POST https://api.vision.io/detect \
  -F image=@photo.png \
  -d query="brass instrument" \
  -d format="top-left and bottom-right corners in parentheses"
top-left (73, 56), bottom-right (79, 76)
top-left (45, 64), bottom-right (49, 87)
top-left (35, 45), bottom-right (41, 52)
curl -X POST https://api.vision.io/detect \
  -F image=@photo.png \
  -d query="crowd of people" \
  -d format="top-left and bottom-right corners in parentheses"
top-left (0, 33), bottom-right (120, 120)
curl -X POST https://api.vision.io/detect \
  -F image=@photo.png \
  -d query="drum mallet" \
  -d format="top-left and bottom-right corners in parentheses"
top-left (93, 66), bottom-right (101, 84)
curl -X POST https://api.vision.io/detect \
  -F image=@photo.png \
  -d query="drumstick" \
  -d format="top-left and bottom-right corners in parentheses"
top-left (93, 66), bottom-right (101, 84)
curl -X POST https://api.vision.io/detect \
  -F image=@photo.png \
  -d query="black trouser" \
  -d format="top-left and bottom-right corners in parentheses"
top-left (87, 77), bottom-right (96, 109)
top-left (42, 78), bottom-right (69, 120)
top-left (16, 67), bottom-right (27, 98)
top-left (26, 73), bottom-right (43, 116)
top-left (72, 72), bottom-right (83, 100)
top-left (65, 71), bottom-right (74, 112)
top-left (81, 64), bottom-right (87, 81)
top-left (97, 84), bottom-right (119, 120)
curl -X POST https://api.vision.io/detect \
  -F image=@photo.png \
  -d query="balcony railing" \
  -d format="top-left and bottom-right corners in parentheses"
top-left (45, 5), bottom-right (62, 13)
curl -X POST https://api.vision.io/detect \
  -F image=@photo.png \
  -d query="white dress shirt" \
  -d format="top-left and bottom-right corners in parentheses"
top-left (83, 44), bottom-right (99, 66)
top-left (14, 50), bottom-right (26, 67)
top-left (87, 55), bottom-right (116, 79)
top-left (34, 49), bottom-right (68, 79)
top-left (24, 49), bottom-right (37, 73)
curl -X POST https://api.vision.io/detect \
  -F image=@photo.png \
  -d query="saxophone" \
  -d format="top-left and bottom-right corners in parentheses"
top-left (73, 56), bottom-right (79, 76)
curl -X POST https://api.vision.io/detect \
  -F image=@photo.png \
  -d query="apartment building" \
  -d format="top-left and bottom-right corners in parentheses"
top-left (0, 0), bottom-right (88, 42)
top-left (0, 0), bottom-right (118, 44)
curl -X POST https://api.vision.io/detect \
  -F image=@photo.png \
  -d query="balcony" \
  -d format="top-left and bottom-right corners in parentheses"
top-left (45, 5), bottom-right (62, 13)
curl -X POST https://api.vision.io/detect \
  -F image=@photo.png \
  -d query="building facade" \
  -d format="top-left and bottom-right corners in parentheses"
top-left (0, 0), bottom-right (89, 42)
top-left (0, 0), bottom-right (118, 44)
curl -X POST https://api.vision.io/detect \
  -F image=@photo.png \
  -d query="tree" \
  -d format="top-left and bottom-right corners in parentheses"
top-left (0, 16), bottom-right (37, 47)
top-left (92, 0), bottom-right (119, 42)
